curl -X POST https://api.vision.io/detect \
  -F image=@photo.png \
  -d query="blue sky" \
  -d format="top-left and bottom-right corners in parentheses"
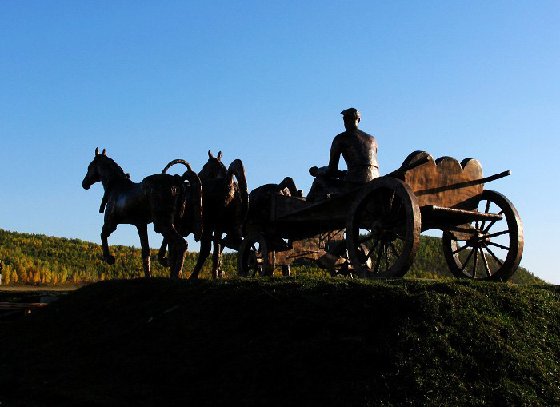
top-left (1, 1), bottom-right (558, 283)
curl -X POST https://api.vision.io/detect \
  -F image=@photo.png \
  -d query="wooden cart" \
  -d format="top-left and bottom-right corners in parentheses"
top-left (238, 151), bottom-right (523, 281)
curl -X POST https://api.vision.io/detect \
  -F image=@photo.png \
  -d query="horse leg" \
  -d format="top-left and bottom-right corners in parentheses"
top-left (158, 237), bottom-right (169, 267)
top-left (189, 235), bottom-right (211, 280)
top-left (152, 212), bottom-right (187, 280)
top-left (101, 222), bottom-right (117, 265)
top-left (164, 230), bottom-right (187, 280)
top-left (212, 232), bottom-right (223, 279)
top-left (137, 224), bottom-right (151, 278)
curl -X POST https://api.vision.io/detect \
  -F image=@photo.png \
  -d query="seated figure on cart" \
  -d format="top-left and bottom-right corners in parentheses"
top-left (307, 108), bottom-right (379, 201)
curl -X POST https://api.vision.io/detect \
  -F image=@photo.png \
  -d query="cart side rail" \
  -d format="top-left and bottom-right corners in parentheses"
top-left (402, 151), bottom-right (485, 209)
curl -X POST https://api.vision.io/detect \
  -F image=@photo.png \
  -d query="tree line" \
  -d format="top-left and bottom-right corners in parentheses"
top-left (0, 228), bottom-right (543, 285)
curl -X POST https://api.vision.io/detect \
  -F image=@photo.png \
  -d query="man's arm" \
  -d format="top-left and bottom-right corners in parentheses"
top-left (327, 136), bottom-right (342, 175)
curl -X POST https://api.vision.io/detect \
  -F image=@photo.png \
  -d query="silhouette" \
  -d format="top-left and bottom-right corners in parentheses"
top-left (82, 148), bottom-right (201, 279)
top-left (246, 177), bottom-right (299, 223)
top-left (308, 108), bottom-right (379, 201)
top-left (159, 151), bottom-right (248, 279)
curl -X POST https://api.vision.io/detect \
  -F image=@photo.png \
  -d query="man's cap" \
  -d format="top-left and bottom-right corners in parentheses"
top-left (341, 108), bottom-right (361, 119)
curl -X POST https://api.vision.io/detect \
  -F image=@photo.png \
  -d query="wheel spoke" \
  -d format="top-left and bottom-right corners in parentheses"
top-left (487, 241), bottom-right (510, 251)
top-left (482, 219), bottom-right (497, 234)
top-left (472, 248), bottom-right (479, 278)
top-left (485, 246), bottom-right (504, 266)
top-left (365, 239), bottom-right (380, 261)
top-left (480, 248), bottom-right (491, 277)
top-left (373, 244), bottom-right (383, 274)
top-left (241, 236), bottom-right (268, 277)
top-left (442, 192), bottom-right (520, 280)
top-left (484, 229), bottom-right (510, 239)
top-left (390, 198), bottom-right (403, 219)
top-left (480, 199), bottom-right (491, 231)
top-left (388, 192), bottom-right (403, 220)
top-left (385, 244), bottom-right (392, 272)
top-left (483, 210), bottom-right (503, 233)
top-left (453, 243), bottom-right (469, 255)
top-left (460, 249), bottom-right (475, 272)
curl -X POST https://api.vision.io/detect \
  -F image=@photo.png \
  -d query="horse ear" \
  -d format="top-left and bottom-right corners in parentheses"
top-left (95, 147), bottom-right (99, 156)
top-left (208, 150), bottom-right (214, 159)
top-left (217, 151), bottom-right (222, 161)
top-left (102, 149), bottom-right (106, 156)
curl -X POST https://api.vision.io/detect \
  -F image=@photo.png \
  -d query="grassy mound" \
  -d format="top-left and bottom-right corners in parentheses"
top-left (0, 278), bottom-right (558, 406)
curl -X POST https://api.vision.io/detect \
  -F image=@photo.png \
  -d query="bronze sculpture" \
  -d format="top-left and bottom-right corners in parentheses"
top-left (237, 108), bottom-right (523, 281)
top-left (308, 108), bottom-right (379, 201)
top-left (238, 147), bottom-right (523, 281)
top-left (82, 148), bottom-right (202, 279)
top-left (81, 106), bottom-right (523, 282)
top-left (159, 151), bottom-right (248, 280)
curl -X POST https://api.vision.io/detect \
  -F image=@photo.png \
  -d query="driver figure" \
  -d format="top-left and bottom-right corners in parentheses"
top-left (308, 108), bottom-right (379, 201)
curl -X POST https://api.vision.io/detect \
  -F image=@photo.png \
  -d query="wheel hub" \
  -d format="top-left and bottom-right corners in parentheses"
top-left (247, 252), bottom-right (260, 269)
top-left (467, 231), bottom-right (490, 248)
top-left (371, 222), bottom-right (397, 243)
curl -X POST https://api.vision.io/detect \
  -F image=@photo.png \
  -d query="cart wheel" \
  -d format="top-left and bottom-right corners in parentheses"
top-left (442, 190), bottom-right (523, 281)
top-left (347, 177), bottom-right (421, 278)
top-left (237, 234), bottom-right (273, 277)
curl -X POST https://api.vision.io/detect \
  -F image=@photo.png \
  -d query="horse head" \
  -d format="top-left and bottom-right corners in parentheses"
top-left (82, 148), bottom-right (128, 190)
top-left (82, 147), bottom-right (107, 190)
top-left (198, 150), bottom-right (227, 181)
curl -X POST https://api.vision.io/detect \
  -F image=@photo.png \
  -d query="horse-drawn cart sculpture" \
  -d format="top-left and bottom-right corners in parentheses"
top-left (238, 151), bottom-right (523, 281)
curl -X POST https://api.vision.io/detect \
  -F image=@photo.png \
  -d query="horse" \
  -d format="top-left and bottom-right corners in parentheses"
top-left (159, 150), bottom-right (248, 279)
top-left (82, 148), bottom-right (202, 279)
top-left (246, 176), bottom-right (299, 222)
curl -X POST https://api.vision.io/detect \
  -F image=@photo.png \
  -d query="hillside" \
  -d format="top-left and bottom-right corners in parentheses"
top-left (0, 229), bottom-right (544, 285)
top-left (0, 278), bottom-right (558, 406)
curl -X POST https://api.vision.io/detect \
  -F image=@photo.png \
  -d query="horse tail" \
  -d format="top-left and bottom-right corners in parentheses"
top-left (162, 159), bottom-right (192, 174)
top-left (226, 159), bottom-right (249, 221)
top-left (181, 166), bottom-right (203, 242)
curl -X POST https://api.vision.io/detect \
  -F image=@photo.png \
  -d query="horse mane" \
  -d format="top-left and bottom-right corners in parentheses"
top-left (98, 154), bottom-right (130, 182)
top-left (225, 158), bottom-right (249, 219)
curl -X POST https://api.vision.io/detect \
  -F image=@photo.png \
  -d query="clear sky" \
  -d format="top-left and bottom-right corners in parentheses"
top-left (1, 1), bottom-right (558, 283)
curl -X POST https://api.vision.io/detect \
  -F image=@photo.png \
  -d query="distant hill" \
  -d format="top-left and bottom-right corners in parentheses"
top-left (0, 278), bottom-right (558, 405)
top-left (0, 228), bottom-right (545, 285)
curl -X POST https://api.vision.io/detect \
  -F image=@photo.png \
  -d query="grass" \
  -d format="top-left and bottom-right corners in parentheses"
top-left (0, 277), bottom-right (558, 406)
